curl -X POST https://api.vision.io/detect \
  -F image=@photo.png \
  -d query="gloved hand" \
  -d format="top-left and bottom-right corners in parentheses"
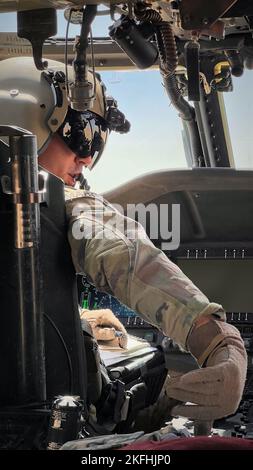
top-left (165, 318), bottom-right (247, 421)
top-left (80, 308), bottom-right (128, 349)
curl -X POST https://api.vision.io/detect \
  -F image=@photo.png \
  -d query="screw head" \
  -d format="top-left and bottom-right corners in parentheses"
top-left (10, 89), bottom-right (19, 97)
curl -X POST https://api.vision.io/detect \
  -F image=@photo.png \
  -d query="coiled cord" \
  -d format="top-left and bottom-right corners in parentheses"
top-left (134, 3), bottom-right (178, 76)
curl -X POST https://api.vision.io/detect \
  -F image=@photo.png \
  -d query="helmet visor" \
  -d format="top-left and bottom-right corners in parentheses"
top-left (83, 113), bottom-right (109, 170)
top-left (59, 109), bottom-right (109, 170)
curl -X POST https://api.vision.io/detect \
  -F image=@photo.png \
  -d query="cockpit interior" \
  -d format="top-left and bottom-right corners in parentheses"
top-left (0, 0), bottom-right (253, 452)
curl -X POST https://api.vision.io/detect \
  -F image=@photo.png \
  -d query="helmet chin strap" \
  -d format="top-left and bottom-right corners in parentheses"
top-left (75, 174), bottom-right (90, 191)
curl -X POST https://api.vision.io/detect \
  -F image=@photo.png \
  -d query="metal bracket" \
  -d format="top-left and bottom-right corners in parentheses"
top-left (185, 41), bottom-right (200, 101)
top-left (180, 0), bottom-right (239, 30)
top-left (1, 170), bottom-right (47, 204)
top-left (0, 125), bottom-right (32, 137)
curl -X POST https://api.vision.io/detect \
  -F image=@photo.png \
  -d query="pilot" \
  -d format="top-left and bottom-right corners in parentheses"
top-left (0, 56), bottom-right (247, 423)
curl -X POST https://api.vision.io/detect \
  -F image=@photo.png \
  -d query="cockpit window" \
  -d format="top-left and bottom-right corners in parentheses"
top-left (87, 70), bottom-right (187, 193)
top-left (224, 71), bottom-right (253, 169)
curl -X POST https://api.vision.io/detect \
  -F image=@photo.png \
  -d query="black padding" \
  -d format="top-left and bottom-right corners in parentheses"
top-left (0, 145), bottom-right (87, 408)
top-left (40, 171), bottom-right (87, 403)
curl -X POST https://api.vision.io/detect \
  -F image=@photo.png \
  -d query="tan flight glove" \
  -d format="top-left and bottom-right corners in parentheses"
top-left (165, 317), bottom-right (247, 421)
top-left (80, 308), bottom-right (128, 349)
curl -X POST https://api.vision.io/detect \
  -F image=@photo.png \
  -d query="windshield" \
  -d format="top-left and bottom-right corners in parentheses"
top-left (87, 69), bottom-right (187, 193)
top-left (224, 71), bottom-right (253, 170)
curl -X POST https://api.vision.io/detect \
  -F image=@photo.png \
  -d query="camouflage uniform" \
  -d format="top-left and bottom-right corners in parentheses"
top-left (65, 188), bottom-right (225, 350)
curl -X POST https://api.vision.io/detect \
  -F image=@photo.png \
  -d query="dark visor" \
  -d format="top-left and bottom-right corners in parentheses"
top-left (58, 108), bottom-right (109, 170)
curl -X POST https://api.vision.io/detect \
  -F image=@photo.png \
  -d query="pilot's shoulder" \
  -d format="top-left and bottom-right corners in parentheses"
top-left (64, 186), bottom-right (99, 201)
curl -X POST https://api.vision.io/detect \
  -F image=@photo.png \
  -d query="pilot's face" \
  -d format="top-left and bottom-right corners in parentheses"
top-left (38, 134), bottom-right (92, 187)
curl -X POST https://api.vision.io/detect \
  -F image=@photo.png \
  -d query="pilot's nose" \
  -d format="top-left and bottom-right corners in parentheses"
top-left (76, 156), bottom-right (92, 167)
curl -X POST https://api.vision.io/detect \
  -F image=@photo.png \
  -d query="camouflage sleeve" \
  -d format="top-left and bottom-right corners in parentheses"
top-left (66, 191), bottom-right (225, 349)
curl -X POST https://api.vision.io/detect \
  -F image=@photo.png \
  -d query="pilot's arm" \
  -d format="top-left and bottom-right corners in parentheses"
top-left (66, 191), bottom-right (247, 421)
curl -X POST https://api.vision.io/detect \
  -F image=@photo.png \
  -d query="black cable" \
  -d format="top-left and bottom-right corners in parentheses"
top-left (134, 3), bottom-right (161, 23)
top-left (163, 74), bottom-right (202, 166)
top-left (163, 73), bottom-right (194, 120)
top-left (80, 5), bottom-right (97, 45)
top-left (65, 7), bottom-right (73, 99)
top-left (75, 5), bottom-right (97, 83)
top-left (90, 28), bottom-right (97, 100)
top-left (44, 313), bottom-right (74, 393)
top-left (134, 4), bottom-right (203, 165)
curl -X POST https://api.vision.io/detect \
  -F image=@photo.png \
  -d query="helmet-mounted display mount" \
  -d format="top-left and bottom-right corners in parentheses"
top-left (16, 5), bottom-right (98, 114)
top-left (106, 97), bottom-right (131, 134)
top-left (68, 5), bottom-right (97, 112)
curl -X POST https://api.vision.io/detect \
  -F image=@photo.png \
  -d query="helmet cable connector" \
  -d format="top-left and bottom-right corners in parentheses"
top-left (67, 5), bottom-right (97, 112)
